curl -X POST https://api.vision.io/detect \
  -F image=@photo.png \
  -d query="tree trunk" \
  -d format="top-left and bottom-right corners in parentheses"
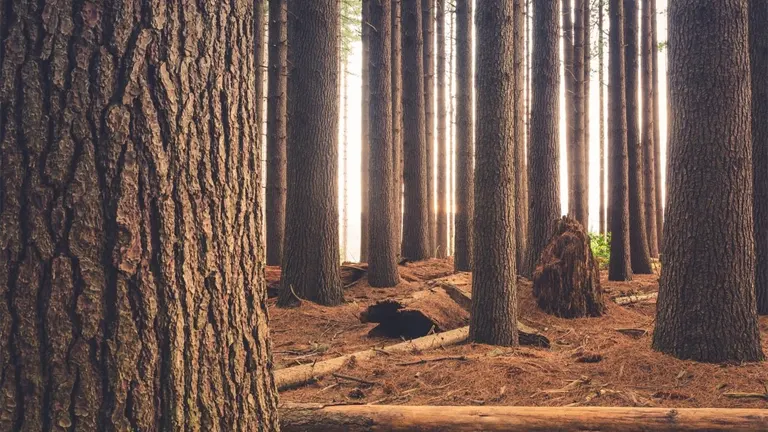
top-left (608, 0), bottom-right (633, 281)
top-left (280, 0), bottom-right (343, 306)
top-left (454, 0), bottom-right (474, 271)
top-left (514, 0), bottom-right (528, 274)
top-left (342, 58), bottom-right (350, 261)
top-left (641, 0), bottom-right (659, 258)
top-left (392, 0), bottom-right (404, 252)
top-left (752, 0), bottom-right (768, 315)
top-left (267, 0), bottom-right (288, 266)
top-left (583, 0), bottom-right (591, 223)
top-left (402, 0), bottom-right (431, 261)
top-left (525, 0), bottom-right (561, 279)
top-left (436, 0), bottom-right (448, 259)
top-left (652, 0), bottom-right (763, 362)
top-left (470, 0), bottom-right (518, 346)
top-left (368, 0), bottom-right (400, 287)
top-left (361, 0), bottom-right (371, 263)
top-left (623, 0), bottom-right (653, 274)
top-left (0, 1), bottom-right (280, 429)
top-left (423, 0), bottom-right (436, 256)
top-left (651, 0), bottom-right (663, 245)
top-left (448, 5), bottom-right (456, 257)
top-left (599, 0), bottom-right (607, 235)
top-left (562, 0), bottom-right (576, 222)
top-left (572, 0), bottom-right (587, 225)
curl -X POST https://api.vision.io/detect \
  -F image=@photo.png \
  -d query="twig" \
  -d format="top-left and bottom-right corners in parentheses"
top-left (724, 392), bottom-right (768, 401)
top-left (396, 355), bottom-right (468, 366)
top-left (373, 348), bottom-right (391, 356)
top-left (332, 373), bottom-right (378, 387)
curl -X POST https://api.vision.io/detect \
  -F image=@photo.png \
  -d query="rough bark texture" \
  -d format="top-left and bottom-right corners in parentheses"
top-left (651, 0), bottom-right (662, 245)
top-left (401, 0), bottom-right (431, 261)
top-left (652, 0), bottom-right (764, 362)
top-left (392, 0), bottom-right (403, 251)
top-left (533, 217), bottom-right (606, 318)
top-left (453, 0), bottom-right (474, 272)
top-left (514, 0), bottom-right (528, 275)
top-left (267, 0), bottom-right (288, 266)
top-left (608, 0), bottom-right (633, 281)
top-left (641, 0), bottom-right (659, 258)
top-left (368, 0), bottom-right (400, 287)
top-left (280, 0), bottom-right (343, 306)
top-left (562, 0), bottom-right (576, 222)
top-left (361, 0), bottom-right (371, 263)
top-left (583, 0), bottom-right (591, 216)
top-left (599, 0), bottom-right (607, 235)
top-left (423, 0), bottom-right (436, 256)
top-left (571, 0), bottom-right (587, 225)
top-left (623, 0), bottom-right (653, 274)
top-left (524, 0), bottom-right (561, 279)
top-left (0, 0), bottom-right (280, 430)
top-left (436, 0), bottom-right (448, 258)
top-left (752, 0), bottom-right (768, 315)
top-left (470, 0), bottom-right (518, 346)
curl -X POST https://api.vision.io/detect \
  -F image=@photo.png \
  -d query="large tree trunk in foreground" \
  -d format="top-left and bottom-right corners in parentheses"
top-left (533, 217), bottom-right (606, 318)
top-left (525, 0), bottom-right (561, 278)
top-left (368, 0), bottom-right (400, 287)
top-left (470, 0), bottom-right (518, 346)
top-left (423, 0), bottom-right (436, 256)
top-left (624, 0), bottom-right (653, 274)
top-left (267, 0), bottom-right (288, 266)
top-left (436, 0), bottom-right (448, 258)
top-left (0, 1), bottom-right (279, 429)
top-left (280, 404), bottom-right (768, 432)
top-left (361, 0), bottom-right (371, 263)
top-left (641, 0), bottom-right (659, 258)
top-left (751, 0), bottom-right (768, 315)
top-left (652, 0), bottom-right (763, 362)
top-left (514, 0), bottom-right (528, 274)
top-left (453, 0), bottom-right (474, 271)
top-left (608, 0), bottom-right (633, 281)
top-left (392, 0), bottom-right (404, 251)
top-left (280, 0), bottom-right (343, 306)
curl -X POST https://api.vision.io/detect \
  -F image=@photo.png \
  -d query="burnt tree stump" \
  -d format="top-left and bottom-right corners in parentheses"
top-left (533, 216), bottom-right (606, 318)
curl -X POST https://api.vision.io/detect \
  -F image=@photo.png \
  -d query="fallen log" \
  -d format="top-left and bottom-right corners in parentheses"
top-left (613, 292), bottom-right (658, 305)
top-left (266, 264), bottom-right (369, 297)
top-left (279, 403), bottom-right (768, 432)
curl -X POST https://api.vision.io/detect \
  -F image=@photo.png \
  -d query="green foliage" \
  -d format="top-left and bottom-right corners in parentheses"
top-left (341, 0), bottom-right (362, 58)
top-left (589, 232), bottom-right (611, 269)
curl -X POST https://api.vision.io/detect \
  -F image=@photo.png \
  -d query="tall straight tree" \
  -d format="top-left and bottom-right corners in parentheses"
top-left (402, 0), bottom-right (432, 260)
top-left (470, 0), bottom-right (519, 346)
top-left (437, 0), bottom-right (449, 258)
top-left (361, 0), bottom-right (371, 262)
top-left (751, 0), bottom-right (768, 315)
top-left (624, 0), bottom-right (653, 274)
top-left (608, 0), bottom-right (633, 281)
top-left (651, 0), bottom-right (663, 244)
top-left (280, 0), bottom-right (343, 306)
top-left (454, 0), bottom-right (474, 271)
top-left (525, 0), bottom-right (561, 278)
top-left (0, 0), bottom-right (280, 429)
top-left (267, 0), bottom-right (288, 266)
top-left (599, 0), bottom-right (607, 234)
top-left (514, 0), bottom-right (528, 272)
top-left (641, 0), bottom-right (659, 257)
top-left (583, 0), bottom-right (591, 213)
top-left (393, 0), bottom-right (404, 248)
top-left (653, 0), bottom-right (763, 362)
top-left (571, 0), bottom-right (588, 225)
top-left (368, 0), bottom-right (400, 286)
top-left (424, 0), bottom-right (437, 255)
top-left (562, 0), bottom-right (577, 222)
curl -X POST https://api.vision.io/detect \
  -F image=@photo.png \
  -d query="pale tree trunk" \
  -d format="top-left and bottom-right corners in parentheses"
top-left (599, 0), bottom-right (607, 235)
top-left (514, 0), bottom-right (528, 273)
top-left (424, 0), bottom-right (437, 256)
top-left (651, 0), bottom-right (663, 245)
top-left (437, 0), bottom-right (448, 258)
top-left (361, 0), bottom-right (371, 263)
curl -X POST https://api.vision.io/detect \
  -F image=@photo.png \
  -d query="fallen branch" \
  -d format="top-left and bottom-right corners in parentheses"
top-left (396, 355), bottom-right (468, 366)
top-left (613, 292), bottom-right (658, 305)
top-left (724, 392), bottom-right (768, 401)
top-left (279, 403), bottom-right (768, 432)
top-left (331, 373), bottom-right (378, 387)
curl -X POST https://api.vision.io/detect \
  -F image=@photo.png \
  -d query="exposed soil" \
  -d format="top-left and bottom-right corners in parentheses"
top-left (268, 259), bottom-right (768, 408)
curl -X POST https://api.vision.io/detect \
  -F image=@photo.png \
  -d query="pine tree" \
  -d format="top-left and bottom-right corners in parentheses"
top-left (392, 0), bottom-right (404, 250)
top-left (751, 0), bottom-right (768, 315)
top-left (514, 0), bottom-right (528, 272)
top-left (361, 0), bottom-right (371, 263)
top-left (651, 0), bottom-right (663, 244)
top-left (599, 0), bottom-right (607, 235)
top-left (437, 0), bottom-right (449, 258)
top-left (454, 0), bottom-right (474, 271)
top-left (641, 0), bottom-right (659, 258)
top-left (424, 0), bottom-right (437, 255)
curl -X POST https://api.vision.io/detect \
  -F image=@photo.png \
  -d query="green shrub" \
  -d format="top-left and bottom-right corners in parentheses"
top-left (590, 232), bottom-right (611, 269)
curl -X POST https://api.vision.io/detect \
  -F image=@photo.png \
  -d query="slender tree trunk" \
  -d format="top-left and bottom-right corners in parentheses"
top-left (514, 0), bottom-right (528, 273)
top-left (470, 0), bottom-right (519, 347)
top-left (402, 0), bottom-right (431, 261)
top-left (343, 58), bottom-right (350, 261)
top-left (454, 0), bottom-right (474, 271)
top-left (608, 0), bottom-right (633, 281)
top-left (563, 0), bottom-right (577, 221)
top-left (751, 0), bottom-right (768, 315)
top-left (392, 0), bottom-right (404, 252)
top-left (651, 0), bottom-right (663, 246)
top-left (599, 0), bottom-right (607, 235)
top-left (280, 0), bottom-right (343, 306)
top-left (624, 0), bottom-right (653, 274)
top-left (361, 0), bottom-right (371, 263)
top-left (641, 0), bottom-right (659, 258)
top-left (423, 0), bottom-right (437, 256)
top-left (0, 0), bottom-right (280, 429)
top-left (448, 5), bottom-right (456, 257)
top-left (653, 0), bottom-right (763, 362)
top-left (267, 0), bottom-right (288, 266)
top-left (368, 0), bottom-right (400, 287)
top-left (525, 0), bottom-right (561, 278)
top-left (437, 0), bottom-right (448, 259)
top-left (572, 0), bottom-right (587, 225)
top-left (583, 0), bottom-right (591, 225)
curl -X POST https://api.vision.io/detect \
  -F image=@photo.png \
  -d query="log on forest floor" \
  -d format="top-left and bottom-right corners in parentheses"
top-left (613, 292), bottom-right (658, 305)
top-left (279, 403), bottom-right (768, 432)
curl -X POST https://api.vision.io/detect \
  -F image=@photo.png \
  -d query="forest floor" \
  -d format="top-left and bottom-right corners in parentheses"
top-left (267, 259), bottom-right (768, 409)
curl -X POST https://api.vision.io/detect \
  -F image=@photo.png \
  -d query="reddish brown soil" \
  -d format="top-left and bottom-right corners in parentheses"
top-left (267, 259), bottom-right (768, 408)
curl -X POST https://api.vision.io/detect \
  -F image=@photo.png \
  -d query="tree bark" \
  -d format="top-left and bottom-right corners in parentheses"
top-left (0, 1), bottom-right (280, 429)
top-left (525, 0), bottom-right (561, 279)
top-left (608, 0), bottom-right (633, 281)
top-left (423, 0), bottom-right (436, 256)
top-left (267, 0), bottom-right (288, 266)
top-left (514, 0), bottom-right (528, 274)
top-left (436, 0), bottom-right (448, 259)
top-left (599, 0), bottom-right (607, 235)
top-left (368, 0), bottom-right (400, 287)
top-left (392, 0), bottom-right (404, 251)
top-left (583, 0), bottom-right (591, 222)
top-left (652, 0), bottom-right (763, 362)
top-left (401, 0), bottom-right (431, 261)
top-left (571, 0), bottom-right (587, 225)
top-left (651, 0), bottom-right (663, 245)
top-left (562, 0), bottom-right (576, 223)
top-left (470, 0), bottom-right (518, 346)
top-left (752, 0), bottom-right (768, 315)
top-left (361, 0), bottom-right (371, 263)
top-left (641, 0), bottom-right (659, 258)
top-left (454, 0), bottom-right (474, 271)
top-left (280, 0), bottom-right (343, 306)
top-left (623, 0), bottom-right (653, 274)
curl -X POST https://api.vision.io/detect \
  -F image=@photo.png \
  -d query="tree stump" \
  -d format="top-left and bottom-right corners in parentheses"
top-left (533, 216), bottom-right (606, 317)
